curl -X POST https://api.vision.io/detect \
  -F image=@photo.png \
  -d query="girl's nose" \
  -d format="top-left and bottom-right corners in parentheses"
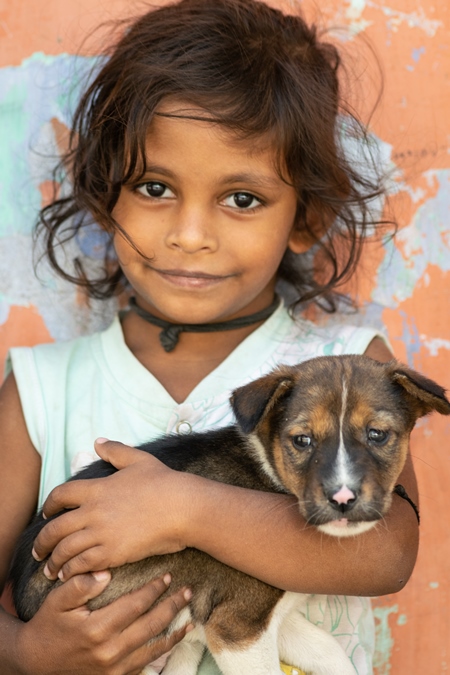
top-left (165, 206), bottom-right (218, 254)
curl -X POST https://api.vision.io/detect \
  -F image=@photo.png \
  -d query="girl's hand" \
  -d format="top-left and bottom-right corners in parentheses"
top-left (32, 440), bottom-right (193, 581)
top-left (15, 571), bottom-right (193, 675)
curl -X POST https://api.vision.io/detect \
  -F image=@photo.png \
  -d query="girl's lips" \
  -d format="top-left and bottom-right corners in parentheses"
top-left (153, 268), bottom-right (231, 289)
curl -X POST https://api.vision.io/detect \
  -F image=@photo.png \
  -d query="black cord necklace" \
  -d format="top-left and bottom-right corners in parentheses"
top-left (128, 296), bottom-right (281, 352)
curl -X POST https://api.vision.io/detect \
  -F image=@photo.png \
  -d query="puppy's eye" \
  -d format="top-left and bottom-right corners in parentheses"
top-left (292, 435), bottom-right (312, 450)
top-left (367, 428), bottom-right (389, 445)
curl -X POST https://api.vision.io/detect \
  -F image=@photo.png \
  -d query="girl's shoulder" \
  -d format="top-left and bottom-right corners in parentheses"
top-left (6, 316), bottom-right (122, 382)
top-left (257, 303), bottom-right (390, 369)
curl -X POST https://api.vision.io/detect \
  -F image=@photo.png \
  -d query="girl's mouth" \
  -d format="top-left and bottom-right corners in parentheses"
top-left (152, 267), bottom-right (232, 289)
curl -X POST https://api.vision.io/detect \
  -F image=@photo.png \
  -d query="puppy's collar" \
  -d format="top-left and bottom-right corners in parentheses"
top-left (128, 296), bottom-right (281, 352)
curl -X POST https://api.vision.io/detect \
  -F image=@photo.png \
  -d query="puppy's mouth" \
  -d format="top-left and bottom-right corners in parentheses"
top-left (328, 517), bottom-right (350, 528)
top-left (317, 518), bottom-right (378, 538)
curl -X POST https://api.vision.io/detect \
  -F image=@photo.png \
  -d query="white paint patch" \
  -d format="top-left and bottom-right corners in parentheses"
top-left (247, 434), bottom-right (285, 490)
top-left (367, 1), bottom-right (442, 36)
top-left (420, 336), bottom-right (450, 357)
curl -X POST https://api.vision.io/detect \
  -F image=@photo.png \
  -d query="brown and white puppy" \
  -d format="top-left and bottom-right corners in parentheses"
top-left (9, 355), bottom-right (450, 675)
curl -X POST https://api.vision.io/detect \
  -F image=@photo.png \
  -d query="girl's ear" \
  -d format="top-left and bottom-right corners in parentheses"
top-left (287, 201), bottom-right (334, 255)
top-left (287, 228), bottom-right (313, 254)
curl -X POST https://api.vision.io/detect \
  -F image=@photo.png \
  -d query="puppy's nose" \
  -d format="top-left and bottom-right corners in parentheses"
top-left (329, 486), bottom-right (357, 513)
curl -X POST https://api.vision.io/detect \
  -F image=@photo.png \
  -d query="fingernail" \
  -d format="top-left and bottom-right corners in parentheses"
top-left (42, 512), bottom-right (48, 520)
top-left (163, 573), bottom-right (172, 585)
top-left (32, 547), bottom-right (42, 562)
top-left (43, 564), bottom-right (52, 579)
top-left (183, 588), bottom-right (193, 601)
top-left (95, 437), bottom-right (109, 444)
top-left (185, 623), bottom-right (195, 633)
top-left (92, 570), bottom-right (111, 582)
top-left (58, 569), bottom-right (64, 581)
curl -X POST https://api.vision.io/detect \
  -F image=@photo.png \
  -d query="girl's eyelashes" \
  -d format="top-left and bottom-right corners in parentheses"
top-left (135, 181), bottom-right (175, 200)
top-left (133, 183), bottom-right (264, 212)
top-left (221, 192), bottom-right (263, 211)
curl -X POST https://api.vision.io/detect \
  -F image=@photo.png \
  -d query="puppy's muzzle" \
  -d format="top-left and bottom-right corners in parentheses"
top-left (327, 485), bottom-right (357, 514)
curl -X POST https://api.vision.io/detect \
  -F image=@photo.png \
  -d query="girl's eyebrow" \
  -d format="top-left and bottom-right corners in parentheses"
top-left (140, 164), bottom-right (176, 179)
top-left (221, 172), bottom-right (282, 189)
top-left (139, 165), bottom-right (282, 190)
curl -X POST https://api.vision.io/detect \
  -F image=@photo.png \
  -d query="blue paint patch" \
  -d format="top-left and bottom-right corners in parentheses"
top-left (0, 298), bottom-right (10, 325)
top-left (412, 47), bottom-right (426, 62)
top-left (373, 170), bottom-right (450, 309)
top-left (0, 54), bottom-right (100, 238)
top-left (429, 581), bottom-right (439, 589)
top-left (392, 311), bottom-right (422, 367)
top-left (75, 219), bottom-right (113, 261)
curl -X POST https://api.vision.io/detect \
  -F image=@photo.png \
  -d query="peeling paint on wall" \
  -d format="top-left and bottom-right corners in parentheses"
top-left (373, 604), bottom-right (398, 673)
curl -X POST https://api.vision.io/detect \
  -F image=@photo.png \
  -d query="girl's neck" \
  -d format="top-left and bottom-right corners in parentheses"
top-left (121, 311), bottom-right (266, 403)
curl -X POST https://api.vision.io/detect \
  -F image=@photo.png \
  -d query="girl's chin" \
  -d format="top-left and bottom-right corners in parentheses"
top-left (132, 292), bottom-right (276, 327)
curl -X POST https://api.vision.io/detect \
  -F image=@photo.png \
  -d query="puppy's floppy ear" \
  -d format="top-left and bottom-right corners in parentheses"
top-left (391, 363), bottom-right (450, 417)
top-left (231, 369), bottom-right (295, 434)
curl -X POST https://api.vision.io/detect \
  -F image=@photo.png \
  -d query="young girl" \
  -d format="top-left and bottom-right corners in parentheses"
top-left (0, 0), bottom-right (419, 673)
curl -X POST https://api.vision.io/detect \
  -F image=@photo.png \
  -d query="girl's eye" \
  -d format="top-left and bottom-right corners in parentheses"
top-left (367, 428), bottom-right (389, 445)
top-left (136, 182), bottom-right (175, 199)
top-left (223, 192), bottom-right (262, 210)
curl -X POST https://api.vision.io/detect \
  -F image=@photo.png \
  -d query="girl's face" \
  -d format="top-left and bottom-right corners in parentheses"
top-left (112, 101), bottom-right (306, 325)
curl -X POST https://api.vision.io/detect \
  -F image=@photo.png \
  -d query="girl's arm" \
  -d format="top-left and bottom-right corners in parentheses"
top-left (38, 439), bottom-right (417, 597)
top-left (0, 373), bottom-right (192, 674)
top-left (34, 338), bottom-right (419, 597)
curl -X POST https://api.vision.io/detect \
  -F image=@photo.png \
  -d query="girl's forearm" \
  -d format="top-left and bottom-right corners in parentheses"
top-left (0, 608), bottom-right (25, 674)
top-left (180, 459), bottom-right (419, 597)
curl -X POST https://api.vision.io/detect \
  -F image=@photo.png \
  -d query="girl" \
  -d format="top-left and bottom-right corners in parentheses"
top-left (0, 0), bottom-right (419, 673)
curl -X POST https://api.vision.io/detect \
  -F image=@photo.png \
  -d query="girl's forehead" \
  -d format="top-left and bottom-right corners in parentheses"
top-left (150, 99), bottom-right (275, 151)
top-left (141, 99), bottom-right (286, 179)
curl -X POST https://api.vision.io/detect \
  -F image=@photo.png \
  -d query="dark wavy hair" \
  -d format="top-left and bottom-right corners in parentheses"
top-left (36, 0), bottom-right (393, 310)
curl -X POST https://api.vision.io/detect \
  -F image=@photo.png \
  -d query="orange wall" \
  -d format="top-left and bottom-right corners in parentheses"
top-left (1, 1), bottom-right (449, 672)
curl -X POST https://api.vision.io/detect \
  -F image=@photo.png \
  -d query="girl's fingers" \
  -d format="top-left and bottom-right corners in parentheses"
top-left (48, 543), bottom-right (107, 582)
top-left (96, 575), bottom-right (184, 634)
top-left (32, 510), bottom-right (89, 566)
top-left (120, 585), bottom-right (193, 647)
top-left (100, 583), bottom-right (193, 672)
top-left (120, 624), bottom-right (192, 675)
top-left (42, 479), bottom-right (91, 517)
top-left (45, 570), bottom-right (112, 613)
top-left (100, 624), bottom-right (190, 675)
top-left (94, 438), bottom-right (151, 469)
top-left (57, 544), bottom-right (110, 581)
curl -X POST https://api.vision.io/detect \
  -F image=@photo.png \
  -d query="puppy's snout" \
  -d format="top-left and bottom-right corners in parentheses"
top-left (328, 486), bottom-right (357, 513)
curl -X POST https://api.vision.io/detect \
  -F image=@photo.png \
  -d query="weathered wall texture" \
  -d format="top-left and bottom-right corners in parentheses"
top-left (0, 0), bottom-right (449, 672)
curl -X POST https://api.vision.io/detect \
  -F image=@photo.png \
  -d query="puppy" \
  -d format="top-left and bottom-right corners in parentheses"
top-left (9, 355), bottom-right (450, 675)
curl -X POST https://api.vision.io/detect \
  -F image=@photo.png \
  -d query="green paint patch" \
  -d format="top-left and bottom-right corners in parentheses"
top-left (397, 614), bottom-right (407, 626)
top-left (429, 581), bottom-right (439, 589)
top-left (373, 604), bottom-right (398, 674)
